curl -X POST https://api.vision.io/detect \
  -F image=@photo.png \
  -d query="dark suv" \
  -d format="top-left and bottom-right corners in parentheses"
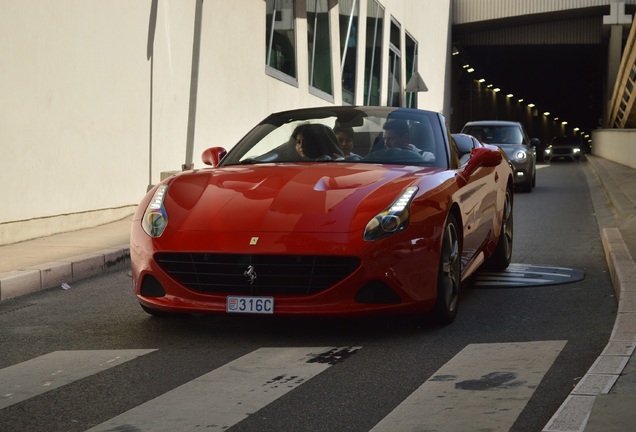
top-left (461, 120), bottom-right (538, 192)
top-left (544, 136), bottom-right (584, 162)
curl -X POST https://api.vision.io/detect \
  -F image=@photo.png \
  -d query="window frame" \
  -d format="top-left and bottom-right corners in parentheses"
top-left (266, 0), bottom-right (299, 87)
top-left (364, 0), bottom-right (385, 106)
top-left (405, 30), bottom-right (418, 108)
top-left (339, 0), bottom-right (359, 105)
top-left (307, 0), bottom-right (334, 101)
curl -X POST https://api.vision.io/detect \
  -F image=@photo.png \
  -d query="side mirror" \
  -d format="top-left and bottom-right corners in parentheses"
top-left (201, 147), bottom-right (227, 167)
top-left (456, 147), bottom-right (502, 187)
top-left (469, 146), bottom-right (502, 168)
top-left (530, 138), bottom-right (540, 147)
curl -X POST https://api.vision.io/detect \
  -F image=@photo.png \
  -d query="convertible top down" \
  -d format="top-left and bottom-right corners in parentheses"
top-left (131, 106), bottom-right (514, 324)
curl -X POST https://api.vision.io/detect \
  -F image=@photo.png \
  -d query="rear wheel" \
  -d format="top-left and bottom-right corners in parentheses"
top-left (485, 186), bottom-right (513, 271)
top-left (432, 214), bottom-right (461, 324)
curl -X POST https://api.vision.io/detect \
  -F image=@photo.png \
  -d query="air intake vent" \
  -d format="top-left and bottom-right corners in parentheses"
top-left (155, 253), bottom-right (360, 296)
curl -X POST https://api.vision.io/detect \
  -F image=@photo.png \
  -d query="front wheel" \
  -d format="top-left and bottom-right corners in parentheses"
top-left (431, 214), bottom-right (461, 324)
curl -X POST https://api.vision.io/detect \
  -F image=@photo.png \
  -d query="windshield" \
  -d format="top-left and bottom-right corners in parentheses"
top-left (220, 107), bottom-right (449, 168)
top-left (463, 125), bottom-right (523, 145)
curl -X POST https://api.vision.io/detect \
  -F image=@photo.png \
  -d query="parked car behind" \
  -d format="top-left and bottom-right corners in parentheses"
top-left (461, 120), bottom-right (537, 192)
top-left (544, 136), bottom-right (584, 162)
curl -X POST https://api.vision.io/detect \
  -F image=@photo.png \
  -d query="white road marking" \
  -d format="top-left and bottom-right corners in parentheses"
top-left (86, 346), bottom-right (360, 432)
top-left (371, 341), bottom-right (567, 432)
top-left (0, 350), bottom-right (156, 409)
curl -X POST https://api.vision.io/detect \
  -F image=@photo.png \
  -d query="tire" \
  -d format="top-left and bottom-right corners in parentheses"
top-left (520, 180), bottom-right (532, 193)
top-left (484, 186), bottom-right (513, 271)
top-left (532, 169), bottom-right (536, 188)
top-left (432, 214), bottom-right (461, 324)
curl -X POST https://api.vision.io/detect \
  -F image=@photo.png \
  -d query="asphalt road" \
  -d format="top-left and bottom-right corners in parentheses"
top-left (0, 161), bottom-right (617, 432)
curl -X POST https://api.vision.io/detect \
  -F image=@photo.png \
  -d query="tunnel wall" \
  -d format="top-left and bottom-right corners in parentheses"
top-left (592, 128), bottom-right (636, 169)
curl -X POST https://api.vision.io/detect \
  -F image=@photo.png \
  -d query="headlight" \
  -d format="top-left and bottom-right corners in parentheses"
top-left (513, 149), bottom-right (528, 162)
top-left (142, 185), bottom-right (169, 238)
top-left (364, 186), bottom-right (418, 241)
top-left (544, 148), bottom-right (552, 156)
top-left (573, 148), bottom-right (581, 154)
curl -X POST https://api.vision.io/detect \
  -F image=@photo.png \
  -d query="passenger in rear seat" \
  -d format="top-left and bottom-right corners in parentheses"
top-left (333, 126), bottom-right (360, 159)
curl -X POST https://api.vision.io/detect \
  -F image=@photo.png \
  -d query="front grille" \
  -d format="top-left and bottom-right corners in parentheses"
top-left (155, 253), bottom-right (361, 296)
top-left (552, 148), bottom-right (573, 155)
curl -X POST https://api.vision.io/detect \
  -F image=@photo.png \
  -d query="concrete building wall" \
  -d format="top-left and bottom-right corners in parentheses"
top-left (0, 0), bottom-right (452, 245)
top-left (592, 129), bottom-right (636, 169)
top-left (453, 0), bottom-right (636, 25)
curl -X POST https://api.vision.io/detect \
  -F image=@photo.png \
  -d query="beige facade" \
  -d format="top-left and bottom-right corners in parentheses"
top-left (0, 0), bottom-right (453, 245)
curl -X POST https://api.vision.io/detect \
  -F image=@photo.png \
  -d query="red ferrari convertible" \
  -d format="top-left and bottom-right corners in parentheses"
top-left (131, 107), bottom-right (513, 323)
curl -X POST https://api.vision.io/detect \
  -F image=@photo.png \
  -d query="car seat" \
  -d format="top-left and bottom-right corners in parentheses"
top-left (409, 121), bottom-right (435, 155)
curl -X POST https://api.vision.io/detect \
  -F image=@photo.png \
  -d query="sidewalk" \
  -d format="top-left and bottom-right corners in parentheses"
top-left (544, 155), bottom-right (636, 432)
top-left (0, 217), bottom-right (131, 301)
top-left (0, 157), bottom-right (635, 431)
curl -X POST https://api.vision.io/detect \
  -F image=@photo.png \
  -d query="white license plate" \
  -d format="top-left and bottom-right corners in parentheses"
top-left (226, 296), bottom-right (274, 314)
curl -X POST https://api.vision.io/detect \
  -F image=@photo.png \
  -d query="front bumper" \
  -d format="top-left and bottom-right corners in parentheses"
top-left (130, 223), bottom-right (441, 317)
top-left (510, 161), bottom-right (533, 185)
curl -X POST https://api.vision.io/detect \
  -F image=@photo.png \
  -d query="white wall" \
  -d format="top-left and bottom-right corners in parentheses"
top-left (0, 0), bottom-right (452, 245)
top-left (1, 1), bottom-right (159, 244)
top-left (592, 129), bottom-right (636, 169)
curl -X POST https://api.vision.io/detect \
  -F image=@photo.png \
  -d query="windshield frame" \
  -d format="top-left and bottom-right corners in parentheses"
top-left (219, 106), bottom-right (450, 169)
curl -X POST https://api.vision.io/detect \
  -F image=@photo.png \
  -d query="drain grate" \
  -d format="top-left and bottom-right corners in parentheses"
top-left (475, 263), bottom-right (584, 288)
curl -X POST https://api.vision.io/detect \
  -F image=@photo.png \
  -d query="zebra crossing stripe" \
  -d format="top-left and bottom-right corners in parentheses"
top-left (0, 350), bottom-right (156, 410)
top-left (370, 341), bottom-right (567, 432)
top-left (86, 346), bottom-right (360, 432)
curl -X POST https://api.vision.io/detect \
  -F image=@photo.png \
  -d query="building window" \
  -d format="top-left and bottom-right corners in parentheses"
top-left (364, 0), bottom-right (384, 106)
top-left (405, 32), bottom-right (418, 108)
top-left (307, 0), bottom-right (333, 97)
top-left (339, 0), bottom-right (359, 104)
top-left (387, 18), bottom-right (401, 107)
top-left (266, 0), bottom-right (297, 84)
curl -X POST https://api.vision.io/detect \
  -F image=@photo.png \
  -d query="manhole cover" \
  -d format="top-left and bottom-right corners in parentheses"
top-left (475, 263), bottom-right (585, 288)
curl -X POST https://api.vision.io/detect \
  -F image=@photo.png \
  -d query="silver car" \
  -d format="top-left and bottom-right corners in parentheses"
top-left (461, 120), bottom-right (537, 192)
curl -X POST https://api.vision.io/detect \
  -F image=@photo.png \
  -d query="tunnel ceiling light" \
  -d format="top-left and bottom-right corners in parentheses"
top-left (467, 67), bottom-right (475, 73)
top-left (518, 98), bottom-right (524, 103)
top-left (554, 117), bottom-right (559, 121)
top-left (463, 64), bottom-right (470, 69)
top-left (506, 93), bottom-right (514, 98)
top-left (487, 84), bottom-right (493, 88)
top-left (493, 88), bottom-right (501, 92)
top-left (574, 127), bottom-right (580, 131)
top-left (478, 78), bottom-right (485, 83)
top-left (528, 103), bottom-right (535, 108)
top-left (543, 112), bottom-right (550, 116)
top-left (562, 121), bottom-right (568, 125)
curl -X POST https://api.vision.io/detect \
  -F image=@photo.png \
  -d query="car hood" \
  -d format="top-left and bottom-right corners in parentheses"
top-left (162, 163), bottom-right (442, 233)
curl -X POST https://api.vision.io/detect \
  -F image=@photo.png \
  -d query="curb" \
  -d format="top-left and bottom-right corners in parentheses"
top-left (542, 228), bottom-right (636, 432)
top-left (0, 245), bottom-right (130, 301)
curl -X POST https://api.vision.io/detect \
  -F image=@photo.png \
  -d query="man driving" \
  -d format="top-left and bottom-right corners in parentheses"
top-left (382, 120), bottom-right (435, 162)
